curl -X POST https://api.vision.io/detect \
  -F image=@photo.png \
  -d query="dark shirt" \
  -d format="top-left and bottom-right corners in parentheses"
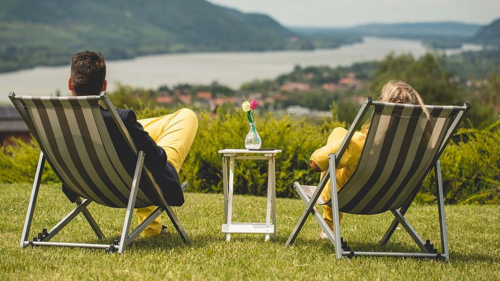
top-left (63, 108), bottom-right (184, 207)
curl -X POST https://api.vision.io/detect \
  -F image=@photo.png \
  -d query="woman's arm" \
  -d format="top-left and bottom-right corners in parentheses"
top-left (310, 127), bottom-right (362, 172)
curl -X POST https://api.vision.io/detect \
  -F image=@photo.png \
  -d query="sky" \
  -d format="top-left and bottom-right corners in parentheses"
top-left (207, 0), bottom-right (500, 27)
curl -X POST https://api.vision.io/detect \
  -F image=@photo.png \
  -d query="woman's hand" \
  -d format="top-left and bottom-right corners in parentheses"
top-left (310, 160), bottom-right (322, 172)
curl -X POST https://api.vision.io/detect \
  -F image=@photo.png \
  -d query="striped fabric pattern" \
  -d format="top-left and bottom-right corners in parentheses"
top-left (337, 102), bottom-right (461, 215)
top-left (17, 96), bottom-right (155, 208)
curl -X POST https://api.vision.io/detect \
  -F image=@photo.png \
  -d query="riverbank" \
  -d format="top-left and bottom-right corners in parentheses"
top-left (0, 37), bottom-right (482, 101)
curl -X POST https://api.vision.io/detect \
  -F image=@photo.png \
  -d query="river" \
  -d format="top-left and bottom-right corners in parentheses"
top-left (0, 37), bottom-right (482, 102)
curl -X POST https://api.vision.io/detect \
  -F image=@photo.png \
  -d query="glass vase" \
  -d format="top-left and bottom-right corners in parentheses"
top-left (245, 123), bottom-right (262, 149)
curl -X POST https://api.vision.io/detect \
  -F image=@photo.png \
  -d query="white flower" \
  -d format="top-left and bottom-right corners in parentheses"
top-left (241, 101), bottom-right (251, 112)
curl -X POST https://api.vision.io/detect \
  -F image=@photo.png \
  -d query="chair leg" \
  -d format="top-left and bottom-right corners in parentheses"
top-left (41, 199), bottom-right (93, 242)
top-left (392, 210), bottom-right (429, 253)
top-left (118, 151), bottom-right (145, 254)
top-left (285, 169), bottom-right (331, 246)
top-left (164, 205), bottom-right (190, 244)
top-left (78, 197), bottom-right (105, 240)
top-left (292, 182), bottom-right (338, 244)
top-left (285, 202), bottom-right (313, 246)
top-left (20, 152), bottom-right (45, 247)
top-left (328, 154), bottom-right (343, 259)
top-left (379, 191), bottom-right (416, 247)
top-left (435, 160), bottom-right (449, 261)
top-left (380, 161), bottom-right (449, 260)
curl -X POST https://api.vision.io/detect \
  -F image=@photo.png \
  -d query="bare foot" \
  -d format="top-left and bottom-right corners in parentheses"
top-left (318, 230), bottom-right (329, 240)
top-left (310, 160), bottom-right (322, 172)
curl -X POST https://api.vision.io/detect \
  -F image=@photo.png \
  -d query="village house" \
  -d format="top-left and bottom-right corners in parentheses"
top-left (156, 95), bottom-right (174, 105)
top-left (179, 94), bottom-right (192, 105)
top-left (196, 91), bottom-right (212, 100)
top-left (322, 83), bottom-right (338, 91)
top-left (339, 73), bottom-right (364, 90)
top-left (280, 82), bottom-right (310, 92)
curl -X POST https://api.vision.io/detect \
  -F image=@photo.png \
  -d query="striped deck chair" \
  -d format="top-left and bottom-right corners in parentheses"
top-left (9, 92), bottom-right (189, 253)
top-left (286, 98), bottom-right (469, 260)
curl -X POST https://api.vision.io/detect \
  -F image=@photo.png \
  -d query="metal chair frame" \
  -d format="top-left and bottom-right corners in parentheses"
top-left (10, 92), bottom-right (189, 253)
top-left (286, 98), bottom-right (470, 260)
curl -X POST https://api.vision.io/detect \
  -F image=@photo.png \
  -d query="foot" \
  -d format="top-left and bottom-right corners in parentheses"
top-left (318, 230), bottom-right (329, 241)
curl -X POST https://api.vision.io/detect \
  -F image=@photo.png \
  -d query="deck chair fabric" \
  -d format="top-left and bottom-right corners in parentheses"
top-left (9, 92), bottom-right (189, 253)
top-left (286, 98), bottom-right (469, 260)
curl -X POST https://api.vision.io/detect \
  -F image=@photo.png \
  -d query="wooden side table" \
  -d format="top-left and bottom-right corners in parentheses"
top-left (218, 149), bottom-right (282, 241)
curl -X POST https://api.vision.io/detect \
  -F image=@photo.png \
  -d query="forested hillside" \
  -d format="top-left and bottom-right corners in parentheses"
top-left (472, 18), bottom-right (500, 45)
top-left (0, 0), bottom-right (312, 73)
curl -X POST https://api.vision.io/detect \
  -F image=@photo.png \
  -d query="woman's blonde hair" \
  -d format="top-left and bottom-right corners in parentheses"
top-left (361, 80), bottom-right (429, 134)
top-left (379, 80), bottom-right (430, 118)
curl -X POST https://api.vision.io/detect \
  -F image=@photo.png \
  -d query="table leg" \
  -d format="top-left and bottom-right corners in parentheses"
top-left (271, 156), bottom-right (277, 241)
top-left (222, 157), bottom-right (228, 228)
top-left (265, 156), bottom-right (273, 241)
top-left (227, 156), bottom-right (235, 242)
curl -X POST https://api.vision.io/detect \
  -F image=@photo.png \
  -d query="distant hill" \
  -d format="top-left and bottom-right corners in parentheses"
top-left (349, 22), bottom-right (482, 38)
top-left (0, 0), bottom-right (313, 73)
top-left (471, 18), bottom-right (500, 45)
top-left (292, 22), bottom-right (483, 50)
top-left (293, 22), bottom-right (481, 39)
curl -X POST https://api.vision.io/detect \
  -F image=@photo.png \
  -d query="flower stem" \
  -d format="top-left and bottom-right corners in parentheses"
top-left (247, 111), bottom-right (258, 138)
top-left (246, 111), bottom-right (253, 124)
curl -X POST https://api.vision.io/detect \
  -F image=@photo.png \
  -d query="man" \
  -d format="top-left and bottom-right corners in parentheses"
top-left (68, 51), bottom-right (198, 236)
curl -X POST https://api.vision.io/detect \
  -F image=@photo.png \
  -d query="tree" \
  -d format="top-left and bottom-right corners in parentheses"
top-left (370, 53), bottom-right (462, 105)
top-left (108, 84), bottom-right (157, 109)
top-left (487, 71), bottom-right (500, 111)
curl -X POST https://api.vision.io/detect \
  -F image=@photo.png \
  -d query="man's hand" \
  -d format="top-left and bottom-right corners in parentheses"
top-left (310, 160), bottom-right (322, 172)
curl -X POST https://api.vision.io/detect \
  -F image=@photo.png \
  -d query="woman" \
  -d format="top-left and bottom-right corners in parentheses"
top-left (309, 80), bottom-right (429, 239)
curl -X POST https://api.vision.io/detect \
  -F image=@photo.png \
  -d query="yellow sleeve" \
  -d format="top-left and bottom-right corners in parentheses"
top-left (310, 128), bottom-right (363, 171)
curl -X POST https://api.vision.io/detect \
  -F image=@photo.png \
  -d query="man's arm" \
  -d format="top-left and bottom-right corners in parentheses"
top-left (123, 110), bottom-right (167, 173)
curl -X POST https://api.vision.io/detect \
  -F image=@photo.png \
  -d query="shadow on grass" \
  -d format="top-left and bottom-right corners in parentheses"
top-left (120, 231), bottom-right (221, 251)
top-left (289, 236), bottom-right (436, 257)
top-left (448, 251), bottom-right (499, 263)
top-left (287, 236), bottom-right (499, 262)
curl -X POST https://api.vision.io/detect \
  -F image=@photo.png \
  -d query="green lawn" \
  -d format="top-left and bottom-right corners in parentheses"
top-left (0, 184), bottom-right (499, 280)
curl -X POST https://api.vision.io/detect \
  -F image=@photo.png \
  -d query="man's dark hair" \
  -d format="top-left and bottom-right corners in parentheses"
top-left (70, 51), bottom-right (106, 96)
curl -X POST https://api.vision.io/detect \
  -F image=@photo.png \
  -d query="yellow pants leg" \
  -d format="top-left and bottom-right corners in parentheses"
top-left (313, 128), bottom-right (349, 231)
top-left (135, 108), bottom-right (198, 236)
top-left (319, 171), bottom-right (344, 231)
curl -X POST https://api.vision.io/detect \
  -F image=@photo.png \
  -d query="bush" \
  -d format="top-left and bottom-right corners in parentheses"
top-left (0, 138), bottom-right (58, 184)
top-left (1, 106), bottom-right (498, 204)
top-left (173, 106), bottom-right (344, 198)
top-left (419, 120), bottom-right (500, 204)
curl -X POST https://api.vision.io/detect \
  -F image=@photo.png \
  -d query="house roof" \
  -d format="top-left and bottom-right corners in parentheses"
top-left (0, 106), bottom-right (29, 132)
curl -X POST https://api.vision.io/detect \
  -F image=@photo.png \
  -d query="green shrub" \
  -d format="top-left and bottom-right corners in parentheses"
top-left (0, 138), bottom-right (58, 184)
top-left (419, 120), bottom-right (500, 204)
top-left (175, 107), bottom-right (344, 198)
top-left (1, 106), bottom-right (498, 204)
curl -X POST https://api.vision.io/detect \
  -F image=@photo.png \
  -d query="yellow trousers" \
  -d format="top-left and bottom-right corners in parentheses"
top-left (135, 108), bottom-right (198, 236)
